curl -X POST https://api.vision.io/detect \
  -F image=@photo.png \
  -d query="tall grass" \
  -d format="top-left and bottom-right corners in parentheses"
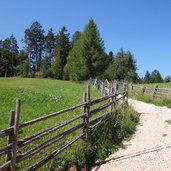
top-left (50, 106), bottom-right (139, 170)
top-left (129, 82), bottom-right (171, 108)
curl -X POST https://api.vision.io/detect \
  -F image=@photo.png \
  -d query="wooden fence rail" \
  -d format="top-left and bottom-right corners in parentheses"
top-left (0, 83), bottom-right (128, 171)
top-left (130, 83), bottom-right (171, 99)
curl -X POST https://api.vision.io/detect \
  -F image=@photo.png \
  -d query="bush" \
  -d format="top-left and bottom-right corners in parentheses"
top-left (50, 106), bottom-right (139, 169)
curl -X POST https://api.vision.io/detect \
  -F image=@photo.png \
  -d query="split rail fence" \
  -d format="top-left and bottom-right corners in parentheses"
top-left (130, 84), bottom-right (171, 99)
top-left (0, 83), bottom-right (128, 171)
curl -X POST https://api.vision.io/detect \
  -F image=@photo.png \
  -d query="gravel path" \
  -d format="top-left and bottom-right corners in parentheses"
top-left (92, 99), bottom-right (171, 171)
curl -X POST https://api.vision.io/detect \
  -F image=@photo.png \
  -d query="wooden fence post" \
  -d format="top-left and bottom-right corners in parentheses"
top-left (108, 87), bottom-right (112, 112)
top-left (101, 81), bottom-right (104, 96)
top-left (111, 87), bottom-right (114, 112)
top-left (122, 83), bottom-right (126, 92)
top-left (93, 79), bottom-right (97, 89)
top-left (125, 91), bottom-right (128, 107)
top-left (85, 85), bottom-right (90, 139)
top-left (142, 87), bottom-right (146, 95)
top-left (6, 111), bottom-right (15, 165)
top-left (152, 85), bottom-right (158, 99)
top-left (11, 99), bottom-right (21, 171)
top-left (113, 83), bottom-right (118, 95)
top-left (82, 92), bottom-right (87, 137)
top-left (131, 83), bottom-right (133, 91)
top-left (113, 85), bottom-right (117, 110)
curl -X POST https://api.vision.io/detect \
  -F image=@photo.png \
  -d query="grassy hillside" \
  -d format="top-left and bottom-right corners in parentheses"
top-left (0, 78), bottom-right (100, 130)
top-left (0, 78), bottom-right (139, 170)
top-left (0, 78), bottom-right (102, 169)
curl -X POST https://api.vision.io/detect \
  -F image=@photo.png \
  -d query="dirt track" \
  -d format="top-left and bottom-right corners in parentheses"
top-left (92, 99), bottom-right (171, 171)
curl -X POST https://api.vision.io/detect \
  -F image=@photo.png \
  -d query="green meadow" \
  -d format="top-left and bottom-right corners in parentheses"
top-left (0, 78), bottom-right (138, 170)
top-left (0, 78), bottom-right (101, 130)
top-left (0, 78), bottom-right (102, 169)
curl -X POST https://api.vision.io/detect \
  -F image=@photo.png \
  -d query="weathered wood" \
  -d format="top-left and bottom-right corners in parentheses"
top-left (90, 93), bottom-right (120, 106)
top-left (11, 100), bottom-right (21, 171)
top-left (0, 161), bottom-right (11, 171)
top-left (25, 133), bottom-right (84, 171)
top-left (18, 113), bottom-right (86, 149)
top-left (122, 83), bottom-right (127, 92)
top-left (93, 79), bottom-right (97, 88)
top-left (156, 91), bottom-right (171, 96)
top-left (113, 87), bottom-right (117, 110)
top-left (0, 127), bottom-right (13, 138)
top-left (152, 85), bottom-right (158, 99)
top-left (125, 91), bottom-right (128, 107)
top-left (131, 83), bottom-right (133, 90)
top-left (101, 81), bottom-right (104, 95)
top-left (6, 111), bottom-right (15, 162)
top-left (90, 95), bottom-right (111, 105)
top-left (145, 89), bottom-right (154, 92)
top-left (113, 82), bottom-right (118, 94)
top-left (20, 102), bottom-right (86, 128)
top-left (82, 92), bottom-right (87, 135)
top-left (141, 87), bottom-right (146, 94)
top-left (17, 122), bottom-right (84, 162)
top-left (109, 87), bottom-right (112, 112)
top-left (0, 145), bottom-right (11, 156)
top-left (90, 101), bottom-right (113, 116)
top-left (156, 88), bottom-right (171, 91)
top-left (85, 84), bottom-right (90, 139)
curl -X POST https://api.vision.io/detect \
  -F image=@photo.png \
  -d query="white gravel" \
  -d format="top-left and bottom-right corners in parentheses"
top-left (92, 99), bottom-right (171, 171)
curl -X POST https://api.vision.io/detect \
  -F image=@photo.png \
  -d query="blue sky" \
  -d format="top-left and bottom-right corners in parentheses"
top-left (0, 0), bottom-right (171, 78)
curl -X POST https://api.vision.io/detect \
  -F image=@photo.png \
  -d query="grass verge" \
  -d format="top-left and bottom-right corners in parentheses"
top-left (50, 106), bottom-right (139, 170)
top-left (129, 91), bottom-right (171, 108)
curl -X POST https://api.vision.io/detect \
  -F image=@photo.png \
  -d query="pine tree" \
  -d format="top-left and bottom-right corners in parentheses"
top-left (24, 21), bottom-right (44, 72)
top-left (72, 31), bottom-right (81, 46)
top-left (45, 28), bottom-right (56, 66)
top-left (16, 50), bottom-right (29, 77)
top-left (105, 49), bottom-right (137, 81)
top-left (53, 26), bottom-right (71, 79)
top-left (151, 70), bottom-right (163, 83)
top-left (9, 34), bottom-right (19, 74)
top-left (164, 76), bottom-right (171, 82)
top-left (65, 18), bottom-right (108, 81)
top-left (144, 70), bottom-right (151, 83)
top-left (0, 37), bottom-right (19, 77)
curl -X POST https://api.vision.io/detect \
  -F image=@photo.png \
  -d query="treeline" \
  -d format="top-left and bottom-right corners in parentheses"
top-left (1, 18), bottom-right (168, 83)
top-left (0, 18), bottom-right (138, 82)
top-left (142, 70), bottom-right (171, 83)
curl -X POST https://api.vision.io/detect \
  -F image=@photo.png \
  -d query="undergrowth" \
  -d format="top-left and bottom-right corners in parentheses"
top-left (50, 106), bottom-right (139, 170)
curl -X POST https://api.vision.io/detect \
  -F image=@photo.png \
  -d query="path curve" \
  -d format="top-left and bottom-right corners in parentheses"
top-left (92, 99), bottom-right (171, 171)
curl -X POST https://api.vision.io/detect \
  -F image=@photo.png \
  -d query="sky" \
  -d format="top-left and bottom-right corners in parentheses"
top-left (0, 0), bottom-right (171, 78)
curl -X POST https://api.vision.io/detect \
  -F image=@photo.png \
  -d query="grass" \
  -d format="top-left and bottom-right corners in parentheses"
top-left (0, 78), bottom-right (101, 170)
top-left (129, 82), bottom-right (171, 108)
top-left (0, 78), bottom-right (100, 130)
top-left (138, 82), bottom-right (171, 88)
top-left (0, 78), bottom-right (139, 170)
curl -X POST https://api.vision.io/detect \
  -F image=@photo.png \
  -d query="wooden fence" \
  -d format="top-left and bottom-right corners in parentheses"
top-left (0, 84), bottom-right (128, 171)
top-left (90, 78), bottom-right (128, 97)
top-left (130, 84), bottom-right (171, 99)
